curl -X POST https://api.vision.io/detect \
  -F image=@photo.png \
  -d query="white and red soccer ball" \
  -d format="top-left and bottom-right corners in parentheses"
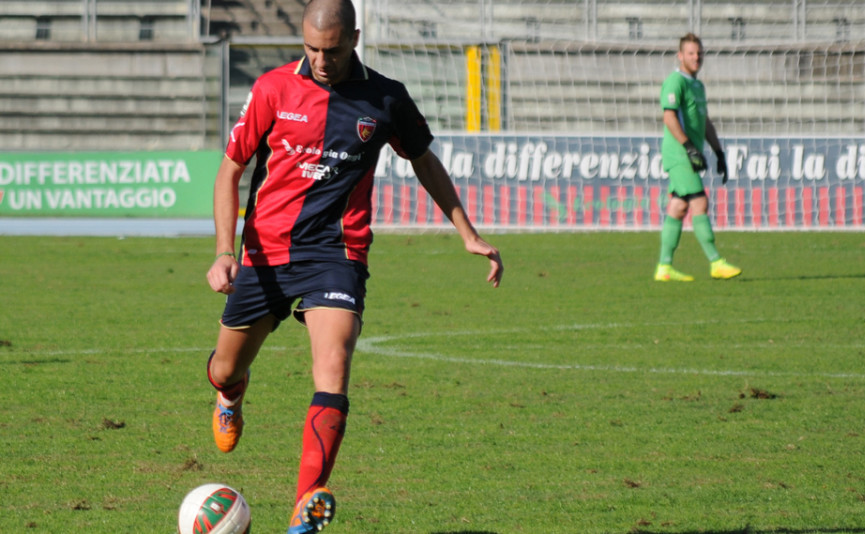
top-left (178, 483), bottom-right (251, 534)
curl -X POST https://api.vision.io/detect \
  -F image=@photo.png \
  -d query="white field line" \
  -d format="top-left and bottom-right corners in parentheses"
top-left (354, 322), bottom-right (865, 380)
top-left (11, 321), bottom-right (865, 380)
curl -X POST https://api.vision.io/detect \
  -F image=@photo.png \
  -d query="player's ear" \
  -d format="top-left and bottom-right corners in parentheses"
top-left (350, 28), bottom-right (360, 48)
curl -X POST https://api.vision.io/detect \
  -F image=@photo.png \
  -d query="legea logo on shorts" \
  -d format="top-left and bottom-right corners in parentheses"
top-left (324, 292), bottom-right (356, 304)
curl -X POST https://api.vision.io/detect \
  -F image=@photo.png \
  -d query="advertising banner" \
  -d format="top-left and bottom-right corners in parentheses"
top-left (0, 151), bottom-right (221, 217)
top-left (373, 135), bottom-right (865, 230)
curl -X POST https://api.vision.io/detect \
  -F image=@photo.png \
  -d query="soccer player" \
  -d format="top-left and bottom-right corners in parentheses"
top-left (655, 33), bottom-right (741, 282)
top-left (204, 0), bottom-right (503, 532)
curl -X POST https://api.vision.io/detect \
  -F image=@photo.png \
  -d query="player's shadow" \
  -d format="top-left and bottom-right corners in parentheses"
top-left (431, 528), bottom-right (865, 534)
top-left (636, 528), bottom-right (865, 534)
top-left (739, 273), bottom-right (865, 282)
top-left (0, 358), bottom-right (72, 365)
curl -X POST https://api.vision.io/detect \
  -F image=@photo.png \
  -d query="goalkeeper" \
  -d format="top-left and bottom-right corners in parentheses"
top-left (655, 33), bottom-right (741, 281)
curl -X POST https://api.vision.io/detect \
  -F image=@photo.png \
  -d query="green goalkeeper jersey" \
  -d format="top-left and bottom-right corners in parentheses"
top-left (660, 69), bottom-right (707, 168)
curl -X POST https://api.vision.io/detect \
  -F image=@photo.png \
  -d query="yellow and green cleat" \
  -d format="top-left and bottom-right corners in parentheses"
top-left (654, 264), bottom-right (694, 282)
top-left (710, 258), bottom-right (742, 280)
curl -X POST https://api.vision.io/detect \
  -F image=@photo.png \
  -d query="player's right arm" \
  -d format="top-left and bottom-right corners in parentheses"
top-left (411, 150), bottom-right (503, 288)
top-left (664, 109), bottom-right (706, 171)
top-left (663, 109), bottom-right (688, 144)
top-left (207, 156), bottom-right (246, 294)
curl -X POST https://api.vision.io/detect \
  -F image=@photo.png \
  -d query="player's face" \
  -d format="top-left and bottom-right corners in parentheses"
top-left (303, 21), bottom-right (359, 86)
top-left (678, 41), bottom-right (703, 76)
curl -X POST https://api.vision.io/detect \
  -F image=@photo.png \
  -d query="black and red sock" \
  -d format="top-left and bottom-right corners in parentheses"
top-left (295, 392), bottom-right (349, 502)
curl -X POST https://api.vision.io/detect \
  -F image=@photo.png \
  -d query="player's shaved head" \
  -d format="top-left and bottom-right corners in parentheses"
top-left (303, 0), bottom-right (356, 34)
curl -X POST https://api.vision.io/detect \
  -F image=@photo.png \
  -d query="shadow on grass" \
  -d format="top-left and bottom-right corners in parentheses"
top-left (433, 528), bottom-right (865, 534)
top-left (635, 528), bottom-right (865, 534)
top-left (739, 273), bottom-right (865, 282)
top-left (0, 358), bottom-right (72, 365)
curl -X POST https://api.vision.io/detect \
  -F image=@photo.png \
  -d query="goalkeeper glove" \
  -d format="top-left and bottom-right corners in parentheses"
top-left (715, 149), bottom-right (728, 185)
top-left (683, 140), bottom-right (707, 172)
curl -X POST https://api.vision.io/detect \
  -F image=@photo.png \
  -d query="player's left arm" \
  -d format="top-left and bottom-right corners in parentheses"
top-left (411, 149), bottom-right (503, 287)
top-left (705, 117), bottom-right (728, 184)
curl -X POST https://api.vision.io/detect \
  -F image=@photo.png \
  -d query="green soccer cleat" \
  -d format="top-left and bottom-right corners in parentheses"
top-left (288, 488), bottom-right (335, 534)
top-left (654, 264), bottom-right (694, 282)
top-left (710, 258), bottom-right (742, 280)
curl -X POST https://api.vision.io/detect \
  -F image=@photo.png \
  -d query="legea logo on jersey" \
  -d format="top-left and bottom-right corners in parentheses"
top-left (357, 117), bottom-right (376, 143)
top-left (298, 162), bottom-right (333, 180)
top-left (278, 111), bottom-right (309, 122)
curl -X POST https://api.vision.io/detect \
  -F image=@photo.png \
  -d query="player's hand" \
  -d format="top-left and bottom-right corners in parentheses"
top-left (207, 253), bottom-right (239, 294)
top-left (464, 236), bottom-right (503, 288)
top-left (683, 140), bottom-right (707, 172)
top-left (715, 150), bottom-right (728, 185)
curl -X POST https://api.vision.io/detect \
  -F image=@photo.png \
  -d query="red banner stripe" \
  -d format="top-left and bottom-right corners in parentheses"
top-left (734, 188), bottom-right (745, 227)
top-left (400, 185), bottom-right (411, 224)
top-left (549, 186), bottom-right (560, 226)
top-left (802, 188), bottom-right (813, 227)
top-left (517, 186), bottom-right (527, 226)
top-left (768, 187), bottom-right (779, 227)
top-left (466, 185), bottom-right (477, 222)
top-left (382, 185), bottom-right (394, 224)
top-left (835, 187), bottom-right (846, 227)
top-left (854, 186), bottom-right (863, 226)
top-left (416, 187), bottom-right (427, 224)
top-left (616, 186), bottom-right (627, 226)
top-left (583, 187), bottom-right (594, 226)
top-left (633, 186), bottom-right (644, 227)
top-left (785, 187), bottom-right (797, 227)
top-left (483, 185), bottom-right (495, 224)
top-left (752, 188), bottom-right (763, 227)
top-left (532, 186), bottom-right (544, 226)
top-left (818, 187), bottom-right (830, 226)
top-left (715, 188), bottom-right (728, 228)
top-left (499, 186), bottom-right (510, 225)
top-left (599, 186), bottom-right (610, 226)
top-left (567, 186), bottom-right (578, 225)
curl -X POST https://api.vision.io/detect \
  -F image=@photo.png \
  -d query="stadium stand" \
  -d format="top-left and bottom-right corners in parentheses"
top-left (0, 1), bottom-right (221, 151)
top-left (204, 0), bottom-right (305, 38)
top-left (1, 0), bottom-right (863, 153)
top-left (0, 0), bottom-right (194, 42)
top-left (0, 41), bottom-right (221, 151)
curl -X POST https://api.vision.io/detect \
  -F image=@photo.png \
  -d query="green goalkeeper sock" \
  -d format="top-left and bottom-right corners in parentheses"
top-left (692, 214), bottom-right (721, 262)
top-left (658, 216), bottom-right (683, 265)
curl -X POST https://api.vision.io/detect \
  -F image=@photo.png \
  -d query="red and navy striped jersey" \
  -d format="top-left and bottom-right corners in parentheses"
top-left (225, 53), bottom-right (433, 267)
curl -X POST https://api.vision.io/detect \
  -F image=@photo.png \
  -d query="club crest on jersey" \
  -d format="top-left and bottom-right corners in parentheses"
top-left (357, 117), bottom-right (376, 143)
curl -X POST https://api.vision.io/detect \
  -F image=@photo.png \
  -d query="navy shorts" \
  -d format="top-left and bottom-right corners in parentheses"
top-left (221, 260), bottom-right (369, 329)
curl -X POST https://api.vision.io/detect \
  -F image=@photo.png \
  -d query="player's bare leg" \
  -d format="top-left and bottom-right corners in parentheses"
top-left (305, 308), bottom-right (360, 395)
top-left (210, 315), bottom-right (275, 453)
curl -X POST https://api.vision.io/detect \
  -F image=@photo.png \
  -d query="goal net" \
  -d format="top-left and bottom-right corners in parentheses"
top-left (354, 0), bottom-right (865, 230)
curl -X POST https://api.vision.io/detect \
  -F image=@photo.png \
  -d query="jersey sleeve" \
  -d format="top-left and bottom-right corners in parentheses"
top-left (225, 80), bottom-right (276, 165)
top-left (388, 95), bottom-right (434, 161)
top-left (660, 74), bottom-right (683, 112)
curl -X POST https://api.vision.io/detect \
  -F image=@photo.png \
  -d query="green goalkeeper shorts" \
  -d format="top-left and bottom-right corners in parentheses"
top-left (666, 161), bottom-right (706, 197)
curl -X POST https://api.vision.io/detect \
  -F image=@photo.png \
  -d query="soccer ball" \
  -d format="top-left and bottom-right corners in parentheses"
top-left (178, 483), bottom-right (251, 534)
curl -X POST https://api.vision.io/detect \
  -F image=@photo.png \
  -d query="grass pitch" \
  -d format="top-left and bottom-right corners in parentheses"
top-left (1, 231), bottom-right (864, 533)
